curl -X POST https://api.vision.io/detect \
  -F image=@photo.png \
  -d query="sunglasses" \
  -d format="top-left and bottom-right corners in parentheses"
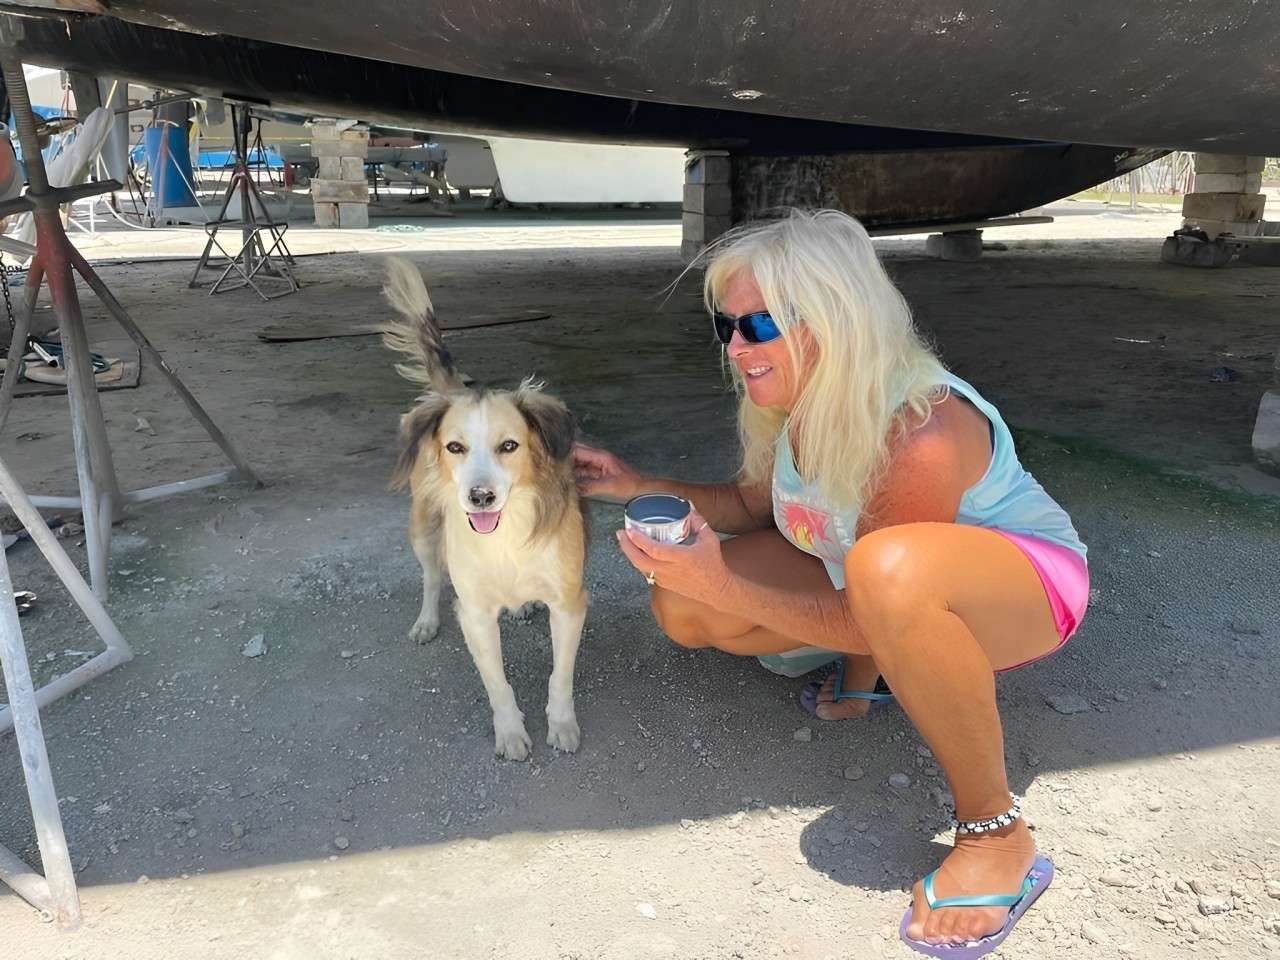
top-left (711, 310), bottom-right (783, 345)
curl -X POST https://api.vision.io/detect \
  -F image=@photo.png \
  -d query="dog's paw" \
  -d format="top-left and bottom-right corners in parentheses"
top-left (546, 710), bottom-right (581, 754)
top-left (493, 711), bottom-right (532, 761)
top-left (408, 615), bottom-right (440, 644)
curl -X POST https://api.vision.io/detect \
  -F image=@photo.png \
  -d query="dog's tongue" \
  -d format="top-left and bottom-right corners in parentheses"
top-left (467, 511), bottom-right (501, 534)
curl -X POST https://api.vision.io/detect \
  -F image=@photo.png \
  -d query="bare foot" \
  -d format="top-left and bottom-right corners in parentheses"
top-left (905, 819), bottom-right (1038, 946)
top-left (811, 655), bottom-right (883, 721)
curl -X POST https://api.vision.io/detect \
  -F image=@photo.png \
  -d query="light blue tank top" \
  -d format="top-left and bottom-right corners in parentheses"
top-left (771, 373), bottom-right (1087, 588)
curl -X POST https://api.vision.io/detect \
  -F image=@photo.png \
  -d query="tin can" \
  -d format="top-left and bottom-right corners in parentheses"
top-left (624, 493), bottom-right (692, 544)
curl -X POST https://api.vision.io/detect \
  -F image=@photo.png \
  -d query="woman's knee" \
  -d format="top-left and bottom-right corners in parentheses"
top-left (844, 526), bottom-right (944, 636)
top-left (650, 588), bottom-right (711, 648)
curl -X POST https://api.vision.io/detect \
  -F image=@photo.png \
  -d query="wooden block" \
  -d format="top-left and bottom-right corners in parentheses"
top-left (340, 156), bottom-right (366, 181)
top-left (683, 182), bottom-right (732, 217)
top-left (1181, 192), bottom-right (1265, 222)
top-left (313, 202), bottom-right (339, 227)
top-left (338, 203), bottom-right (369, 228)
top-left (1180, 216), bottom-right (1263, 238)
top-left (311, 178), bottom-right (370, 203)
top-left (1194, 172), bottom-right (1261, 194)
top-left (310, 139), bottom-right (369, 159)
top-left (317, 156), bottom-right (341, 179)
top-left (1193, 154), bottom-right (1265, 175)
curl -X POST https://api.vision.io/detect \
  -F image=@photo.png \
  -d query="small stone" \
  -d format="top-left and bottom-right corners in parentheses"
top-left (636, 903), bottom-right (657, 919)
top-left (1231, 616), bottom-right (1263, 636)
top-left (916, 745), bottom-right (933, 758)
top-left (241, 634), bottom-right (267, 658)
top-left (1046, 694), bottom-right (1091, 715)
top-left (1113, 692), bottom-right (1130, 703)
top-left (339, 649), bottom-right (355, 659)
top-left (1146, 797), bottom-right (1165, 812)
top-left (1153, 678), bottom-right (1168, 690)
top-left (788, 885), bottom-right (804, 902)
top-left (136, 875), bottom-right (149, 884)
top-left (853, 821), bottom-right (869, 832)
top-left (1147, 550), bottom-right (1162, 558)
top-left (134, 416), bottom-right (156, 436)
top-left (339, 809), bottom-right (353, 822)
top-left (1155, 909), bottom-right (1178, 926)
top-left (1266, 880), bottom-right (1280, 900)
top-left (171, 808), bottom-right (194, 824)
top-left (1231, 881), bottom-right (1248, 898)
top-left (230, 822), bottom-right (246, 839)
top-left (186, 828), bottom-right (198, 839)
top-left (635, 760), bottom-right (646, 773)
top-left (1100, 869), bottom-right (1133, 888)
top-left (793, 727), bottom-right (813, 743)
top-left (1189, 879), bottom-right (1210, 896)
top-left (1187, 915), bottom-right (1206, 935)
top-left (1081, 920), bottom-right (1109, 945)
top-left (333, 836), bottom-right (350, 851)
top-left (1198, 895), bottom-right (1233, 916)
top-left (1174, 879), bottom-right (1191, 894)
top-left (843, 765), bottom-right (865, 781)
top-left (766, 807), bottom-right (782, 820)
top-left (888, 773), bottom-right (911, 790)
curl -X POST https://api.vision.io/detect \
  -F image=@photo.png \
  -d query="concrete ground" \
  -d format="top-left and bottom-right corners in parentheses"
top-left (1, 201), bottom-right (1278, 959)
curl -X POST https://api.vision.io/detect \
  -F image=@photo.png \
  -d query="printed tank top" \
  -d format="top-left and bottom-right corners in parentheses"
top-left (771, 373), bottom-right (1087, 589)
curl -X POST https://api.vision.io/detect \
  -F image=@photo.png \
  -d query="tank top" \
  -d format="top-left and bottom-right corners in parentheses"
top-left (771, 373), bottom-right (1087, 588)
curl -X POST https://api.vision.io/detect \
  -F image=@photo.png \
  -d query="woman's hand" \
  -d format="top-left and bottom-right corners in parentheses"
top-left (572, 442), bottom-right (648, 501)
top-left (615, 508), bottom-right (733, 609)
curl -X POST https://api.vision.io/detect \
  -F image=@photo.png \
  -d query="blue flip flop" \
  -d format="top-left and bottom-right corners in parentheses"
top-left (799, 658), bottom-right (894, 716)
top-left (899, 855), bottom-right (1054, 959)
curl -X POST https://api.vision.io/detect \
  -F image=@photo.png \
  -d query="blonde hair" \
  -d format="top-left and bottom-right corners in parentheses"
top-left (703, 208), bottom-right (947, 511)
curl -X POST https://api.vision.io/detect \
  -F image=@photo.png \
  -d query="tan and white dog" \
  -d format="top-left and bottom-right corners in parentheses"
top-left (381, 258), bottom-right (588, 761)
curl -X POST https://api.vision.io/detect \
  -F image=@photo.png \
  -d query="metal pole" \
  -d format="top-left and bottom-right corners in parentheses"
top-left (0, 547), bottom-right (82, 929)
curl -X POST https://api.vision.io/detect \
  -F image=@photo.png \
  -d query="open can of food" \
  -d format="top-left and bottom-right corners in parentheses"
top-left (624, 493), bottom-right (692, 544)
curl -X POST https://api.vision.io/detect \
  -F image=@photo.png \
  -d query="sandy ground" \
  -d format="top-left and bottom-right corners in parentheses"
top-left (1, 201), bottom-right (1278, 959)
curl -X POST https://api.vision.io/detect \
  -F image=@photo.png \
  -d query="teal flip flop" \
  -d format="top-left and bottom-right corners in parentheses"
top-left (799, 658), bottom-right (894, 715)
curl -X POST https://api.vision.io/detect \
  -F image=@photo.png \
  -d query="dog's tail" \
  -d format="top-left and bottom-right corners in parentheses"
top-left (381, 257), bottom-right (465, 394)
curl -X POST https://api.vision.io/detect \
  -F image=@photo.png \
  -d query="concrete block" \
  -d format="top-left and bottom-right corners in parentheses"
top-left (683, 182), bottom-right (732, 217)
top-left (685, 151), bottom-right (731, 186)
top-left (311, 178), bottom-right (370, 204)
top-left (1160, 234), bottom-right (1233, 268)
top-left (681, 238), bottom-right (707, 264)
top-left (1182, 192), bottom-right (1265, 222)
top-left (313, 202), bottom-right (339, 227)
top-left (338, 202), bottom-right (369, 229)
top-left (340, 156), bottom-right (366, 181)
top-left (1180, 217), bottom-right (1263, 238)
top-left (339, 127), bottom-right (369, 142)
top-left (1193, 172), bottom-right (1262, 194)
top-left (1252, 390), bottom-right (1280, 475)
top-left (1242, 242), bottom-right (1280, 267)
top-left (1193, 154), bottom-right (1265, 175)
top-left (317, 156), bottom-right (341, 179)
top-left (310, 139), bottom-right (368, 159)
top-left (925, 230), bottom-right (983, 262)
top-left (682, 210), bottom-right (732, 243)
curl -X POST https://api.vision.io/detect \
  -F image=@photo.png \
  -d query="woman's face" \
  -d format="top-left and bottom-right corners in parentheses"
top-left (719, 270), bottom-right (812, 412)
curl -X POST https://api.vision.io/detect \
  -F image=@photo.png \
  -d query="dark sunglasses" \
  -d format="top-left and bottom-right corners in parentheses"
top-left (712, 310), bottom-right (783, 345)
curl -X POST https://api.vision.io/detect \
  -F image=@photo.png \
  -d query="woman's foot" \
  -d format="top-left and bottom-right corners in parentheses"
top-left (806, 654), bottom-right (884, 720)
top-left (905, 818), bottom-right (1038, 946)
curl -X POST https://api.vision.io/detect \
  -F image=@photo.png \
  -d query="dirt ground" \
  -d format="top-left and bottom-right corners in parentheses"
top-left (1, 202), bottom-right (1278, 959)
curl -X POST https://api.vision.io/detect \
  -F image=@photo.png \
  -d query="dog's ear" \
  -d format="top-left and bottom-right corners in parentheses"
top-left (515, 380), bottom-right (575, 462)
top-left (390, 394), bottom-right (451, 489)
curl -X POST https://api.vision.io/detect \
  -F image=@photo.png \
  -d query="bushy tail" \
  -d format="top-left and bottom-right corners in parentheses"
top-left (380, 257), bottom-right (464, 394)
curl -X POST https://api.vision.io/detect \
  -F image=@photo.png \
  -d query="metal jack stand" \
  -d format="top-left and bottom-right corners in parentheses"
top-left (0, 22), bottom-right (261, 605)
top-left (189, 103), bottom-right (299, 300)
top-left (0, 454), bottom-right (133, 928)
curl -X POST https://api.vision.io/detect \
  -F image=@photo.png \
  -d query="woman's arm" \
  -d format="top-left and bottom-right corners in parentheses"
top-left (573, 443), bottom-right (773, 534)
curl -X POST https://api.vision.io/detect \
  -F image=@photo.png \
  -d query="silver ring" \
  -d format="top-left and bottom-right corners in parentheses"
top-left (645, 570), bottom-right (656, 586)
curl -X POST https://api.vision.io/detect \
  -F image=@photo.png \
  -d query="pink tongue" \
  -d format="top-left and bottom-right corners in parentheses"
top-left (467, 511), bottom-right (501, 534)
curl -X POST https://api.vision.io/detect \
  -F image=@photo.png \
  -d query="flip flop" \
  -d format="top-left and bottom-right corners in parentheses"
top-left (898, 854), bottom-right (1054, 959)
top-left (799, 658), bottom-right (894, 716)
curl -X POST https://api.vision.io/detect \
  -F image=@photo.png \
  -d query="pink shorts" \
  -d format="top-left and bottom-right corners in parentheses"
top-left (992, 530), bottom-right (1089, 672)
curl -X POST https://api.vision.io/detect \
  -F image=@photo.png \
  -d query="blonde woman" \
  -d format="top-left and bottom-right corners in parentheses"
top-left (573, 209), bottom-right (1088, 957)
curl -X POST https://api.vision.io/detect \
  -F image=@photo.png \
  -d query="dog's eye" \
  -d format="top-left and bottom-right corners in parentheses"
top-left (445, 441), bottom-right (466, 455)
top-left (499, 440), bottom-right (519, 454)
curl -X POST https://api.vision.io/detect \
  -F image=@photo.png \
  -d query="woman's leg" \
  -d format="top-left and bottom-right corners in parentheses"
top-left (838, 522), bottom-right (1063, 947)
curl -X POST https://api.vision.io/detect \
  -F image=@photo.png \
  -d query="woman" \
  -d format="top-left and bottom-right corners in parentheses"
top-left (573, 210), bottom-right (1088, 956)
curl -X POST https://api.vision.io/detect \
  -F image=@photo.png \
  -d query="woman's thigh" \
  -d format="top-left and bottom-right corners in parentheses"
top-left (846, 522), bottom-right (1063, 671)
top-left (651, 527), bottom-right (836, 651)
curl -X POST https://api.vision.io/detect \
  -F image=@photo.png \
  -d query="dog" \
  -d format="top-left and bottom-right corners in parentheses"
top-left (381, 258), bottom-right (588, 761)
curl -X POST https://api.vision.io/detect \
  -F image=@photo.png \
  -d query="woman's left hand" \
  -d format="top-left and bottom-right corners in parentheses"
top-left (615, 508), bottom-right (734, 609)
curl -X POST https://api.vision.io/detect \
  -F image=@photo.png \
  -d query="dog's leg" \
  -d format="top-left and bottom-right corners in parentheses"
top-left (456, 599), bottom-right (532, 761)
top-left (545, 592), bottom-right (587, 753)
top-left (408, 501), bottom-right (443, 643)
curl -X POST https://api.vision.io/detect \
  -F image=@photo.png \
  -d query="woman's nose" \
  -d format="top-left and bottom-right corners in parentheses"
top-left (726, 329), bottom-right (752, 358)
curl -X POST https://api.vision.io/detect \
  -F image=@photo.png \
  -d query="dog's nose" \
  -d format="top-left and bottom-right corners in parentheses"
top-left (468, 486), bottom-right (497, 509)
